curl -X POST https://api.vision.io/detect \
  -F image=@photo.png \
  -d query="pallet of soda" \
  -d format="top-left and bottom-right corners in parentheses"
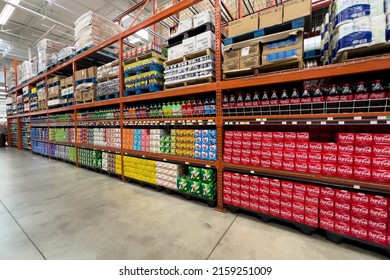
top-left (123, 43), bottom-right (165, 63)
top-left (124, 71), bottom-right (164, 96)
top-left (321, 0), bottom-right (390, 65)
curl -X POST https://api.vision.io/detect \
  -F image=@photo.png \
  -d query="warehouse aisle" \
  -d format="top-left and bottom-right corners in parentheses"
top-left (0, 149), bottom-right (386, 260)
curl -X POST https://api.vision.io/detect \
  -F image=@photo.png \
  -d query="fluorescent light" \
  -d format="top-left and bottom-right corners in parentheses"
top-left (0, 0), bottom-right (20, 26)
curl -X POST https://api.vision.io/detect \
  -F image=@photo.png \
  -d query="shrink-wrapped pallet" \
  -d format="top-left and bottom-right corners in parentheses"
top-left (37, 39), bottom-right (66, 73)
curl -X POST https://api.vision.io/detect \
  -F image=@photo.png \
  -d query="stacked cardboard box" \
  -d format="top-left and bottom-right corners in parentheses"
top-left (37, 39), bottom-right (66, 73)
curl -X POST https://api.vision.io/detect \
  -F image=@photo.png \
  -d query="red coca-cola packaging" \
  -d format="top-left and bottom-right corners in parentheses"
top-left (259, 177), bottom-right (270, 188)
top-left (369, 207), bottom-right (389, 223)
top-left (321, 187), bottom-right (335, 198)
top-left (241, 190), bottom-right (250, 201)
top-left (354, 167), bottom-right (372, 181)
top-left (322, 153), bottom-right (338, 164)
top-left (250, 191), bottom-right (259, 201)
top-left (242, 139), bottom-right (252, 148)
top-left (351, 226), bottom-right (368, 240)
top-left (320, 218), bottom-right (335, 231)
top-left (223, 172), bottom-right (232, 184)
top-left (269, 179), bottom-right (281, 189)
top-left (351, 216), bottom-right (368, 227)
top-left (232, 139), bottom-right (243, 149)
top-left (280, 208), bottom-right (292, 220)
top-left (369, 195), bottom-right (388, 208)
top-left (283, 161), bottom-right (295, 171)
top-left (241, 157), bottom-right (250, 165)
top-left (306, 185), bottom-right (320, 197)
top-left (285, 132), bottom-right (297, 142)
top-left (296, 142), bottom-right (309, 152)
top-left (338, 144), bottom-right (354, 155)
top-left (250, 156), bottom-right (260, 167)
top-left (223, 153), bottom-right (232, 163)
top-left (241, 148), bottom-right (251, 158)
top-left (272, 142), bottom-right (284, 151)
top-left (335, 211), bottom-right (351, 222)
top-left (273, 132), bottom-right (285, 142)
top-left (272, 150), bottom-right (283, 160)
top-left (231, 189), bottom-right (240, 199)
top-left (231, 196), bottom-right (240, 206)
top-left (284, 142), bottom-right (296, 152)
top-left (334, 221), bottom-right (351, 235)
top-left (224, 138), bottom-right (233, 147)
top-left (308, 163), bottom-right (322, 174)
top-left (373, 134), bottom-right (390, 145)
top-left (305, 195), bottom-right (319, 207)
top-left (241, 174), bottom-right (250, 188)
top-left (224, 180), bottom-right (232, 192)
top-left (354, 156), bottom-right (372, 168)
top-left (252, 148), bottom-right (262, 157)
top-left (372, 169), bottom-right (390, 183)
top-left (271, 160), bottom-right (283, 170)
top-left (269, 188), bottom-right (281, 198)
top-left (308, 152), bottom-right (322, 163)
top-left (351, 193), bottom-right (369, 206)
top-left (351, 204), bottom-right (369, 219)
top-left (252, 141), bottom-right (262, 150)
top-left (355, 146), bottom-right (373, 157)
top-left (225, 131), bottom-right (234, 139)
top-left (224, 146), bottom-right (233, 154)
top-left (262, 132), bottom-right (273, 141)
top-left (338, 133), bottom-right (355, 145)
top-left (320, 197), bottom-right (335, 209)
top-left (281, 181), bottom-right (294, 192)
top-left (260, 159), bottom-right (271, 168)
top-left (338, 154), bottom-right (353, 166)
top-left (252, 131), bottom-right (262, 141)
top-left (262, 141), bottom-right (273, 150)
top-left (223, 192), bottom-right (232, 204)
top-left (242, 131), bottom-right (253, 141)
top-left (280, 200), bottom-right (292, 209)
top-left (335, 201), bottom-right (351, 213)
top-left (231, 180), bottom-right (241, 191)
top-left (355, 133), bottom-right (374, 146)
top-left (249, 175), bottom-right (260, 190)
top-left (296, 132), bottom-right (310, 142)
top-left (281, 191), bottom-right (293, 201)
top-left (261, 150), bottom-right (272, 159)
top-left (233, 131), bottom-right (243, 139)
top-left (241, 200), bottom-right (250, 209)
top-left (309, 142), bottom-right (323, 153)
top-left (283, 150), bottom-right (296, 161)
top-left (296, 152), bottom-right (308, 162)
top-left (269, 206), bottom-right (280, 217)
top-left (320, 208), bottom-right (335, 219)
top-left (259, 185), bottom-right (270, 196)
top-left (259, 194), bottom-right (270, 206)
top-left (232, 173), bottom-right (241, 183)
top-left (372, 157), bottom-right (390, 170)
top-left (293, 192), bottom-right (305, 204)
top-left (305, 215), bottom-right (319, 227)
top-left (337, 165), bottom-right (354, 179)
top-left (292, 211), bottom-right (305, 223)
top-left (368, 220), bottom-right (387, 233)
top-left (249, 201), bottom-right (259, 211)
top-left (232, 148), bottom-right (242, 157)
top-left (322, 164), bottom-right (337, 176)
top-left (258, 204), bottom-right (269, 214)
top-left (335, 190), bottom-right (352, 202)
top-left (373, 145), bottom-right (390, 157)
top-left (323, 143), bottom-right (338, 153)
top-left (295, 161), bottom-right (308, 173)
top-left (368, 231), bottom-right (387, 245)
top-left (305, 204), bottom-right (318, 216)
top-left (292, 202), bottom-right (305, 213)
top-left (294, 183), bottom-right (306, 194)
top-left (269, 197), bottom-right (280, 207)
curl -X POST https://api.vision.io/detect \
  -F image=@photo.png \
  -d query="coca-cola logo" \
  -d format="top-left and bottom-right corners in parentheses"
top-left (293, 193), bottom-right (305, 202)
top-left (323, 144), bottom-right (338, 152)
top-left (232, 156), bottom-right (241, 163)
top-left (262, 150), bottom-right (272, 158)
top-left (231, 182), bottom-right (240, 189)
top-left (356, 134), bottom-right (373, 142)
top-left (339, 145), bottom-right (354, 153)
top-left (368, 231), bottom-right (386, 242)
top-left (352, 205), bottom-right (368, 216)
top-left (280, 200), bottom-right (292, 208)
top-left (284, 142), bottom-right (296, 150)
top-left (241, 176), bottom-right (250, 183)
top-left (232, 198), bottom-right (240, 204)
top-left (335, 212), bottom-right (350, 222)
top-left (339, 156), bottom-right (353, 164)
top-left (273, 151), bottom-right (283, 158)
top-left (285, 133), bottom-right (297, 140)
top-left (338, 134), bottom-right (355, 142)
top-left (232, 174), bottom-right (241, 181)
top-left (233, 140), bottom-right (242, 147)
top-left (323, 154), bottom-right (337, 162)
top-left (241, 158), bottom-right (250, 164)
top-left (269, 180), bottom-right (280, 188)
top-left (225, 139), bottom-right (233, 146)
top-left (263, 132), bottom-right (272, 139)
top-left (323, 165), bottom-right (336, 173)
top-left (370, 208), bottom-right (388, 219)
top-left (224, 154), bottom-right (232, 162)
top-left (260, 178), bottom-right (269, 185)
top-left (262, 142), bottom-right (272, 149)
top-left (225, 147), bottom-right (233, 153)
top-left (250, 158), bottom-right (260, 165)
top-left (261, 159), bottom-right (271, 167)
top-left (273, 132), bottom-right (284, 139)
top-left (305, 216), bottom-right (318, 224)
top-left (370, 196), bottom-right (388, 207)
top-left (241, 192), bottom-right (250, 199)
top-left (270, 198), bottom-right (280, 205)
top-left (282, 182), bottom-right (294, 189)
top-left (335, 191), bottom-right (351, 201)
top-left (293, 204), bottom-right (304, 212)
top-left (252, 142), bottom-right (262, 149)
top-left (297, 133), bottom-right (309, 141)
top-left (310, 143), bottom-right (322, 150)
top-left (320, 209), bottom-right (334, 217)
top-left (373, 157), bottom-right (390, 168)
top-left (296, 153), bottom-right (308, 160)
top-left (270, 208), bottom-right (279, 215)
top-left (309, 153), bottom-right (322, 162)
top-left (252, 150), bottom-right (261, 157)
top-left (292, 212), bottom-right (304, 220)
top-left (242, 140), bottom-right (251, 147)
top-left (374, 146), bottom-right (390, 156)
top-left (280, 209), bottom-right (291, 216)
top-left (370, 92), bottom-right (386, 99)
top-left (335, 223), bottom-right (350, 232)
top-left (242, 132), bottom-right (252, 138)
top-left (374, 134), bottom-right (390, 143)
top-left (270, 189), bottom-right (280, 196)
top-left (355, 157), bottom-right (371, 165)
top-left (225, 131), bottom-right (234, 138)
top-left (351, 227), bottom-right (367, 237)
top-left (272, 161), bottom-right (283, 168)
top-left (305, 206), bottom-right (317, 215)
top-left (355, 146), bottom-right (372, 154)
top-left (368, 220), bottom-right (386, 231)
top-left (283, 162), bottom-right (294, 170)
top-left (351, 216), bottom-right (367, 226)
top-left (321, 219), bottom-right (334, 228)
top-left (250, 176), bottom-right (260, 183)
top-left (233, 132), bottom-right (242, 138)
top-left (326, 95), bottom-right (340, 102)
top-left (320, 199), bottom-right (334, 208)
top-left (335, 202), bottom-right (350, 211)
top-left (306, 196), bottom-right (318, 205)
top-left (294, 184), bottom-right (306, 192)
top-left (355, 93), bottom-right (369, 100)
top-left (249, 186), bottom-right (259, 193)
top-left (259, 187), bottom-right (269, 195)
top-left (241, 149), bottom-right (251, 156)
top-left (372, 170), bottom-right (390, 180)
top-left (338, 166), bottom-right (353, 175)
top-left (307, 186), bottom-right (320, 196)
top-left (284, 152), bottom-right (295, 159)
top-left (296, 143), bottom-right (309, 150)
top-left (273, 142), bottom-right (284, 149)
top-left (352, 194), bottom-right (369, 204)
top-left (224, 172), bottom-right (232, 179)
top-left (295, 162), bottom-right (308, 170)
top-left (354, 168), bottom-right (371, 177)
top-left (309, 165), bottom-right (322, 172)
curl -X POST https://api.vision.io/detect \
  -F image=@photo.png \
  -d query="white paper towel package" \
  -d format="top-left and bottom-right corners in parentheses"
top-left (334, 0), bottom-right (385, 27)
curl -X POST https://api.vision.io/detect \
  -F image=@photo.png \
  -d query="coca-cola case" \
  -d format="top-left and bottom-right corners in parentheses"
top-left (334, 190), bottom-right (352, 202)
top-left (335, 211), bottom-right (351, 223)
top-left (351, 226), bottom-right (368, 240)
top-left (369, 207), bottom-right (389, 223)
top-left (355, 133), bottom-right (374, 146)
top-left (305, 215), bottom-right (319, 227)
top-left (223, 193), bottom-right (232, 204)
top-left (281, 180), bottom-right (294, 192)
top-left (320, 197), bottom-right (335, 210)
top-left (269, 206), bottom-right (280, 217)
top-left (372, 157), bottom-right (390, 170)
top-left (249, 201), bottom-right (259, 212)
top-left (305, 204), bottom-right (318, 216)
top-left (320, 218), bottom-right (335, 231)
top-left (306, 195), bottom-right (319, 207)
top-left (351, 203), bottom-right (369, 219)
top-left (337, 133), bottom-right (355, 145)
top-left (368, 219), bottom-right (387, 234)
top-left (372, 169), bottom-right (390, 183)
top-left (320, 187), bottom-right (335, 198)
top-left (350, 215), bottom-right (367, 227)
top-left (306, 185), bottom-right (320, 197)
top-left (258, 204), bottom-right (270, 214)
top-left (369, 195), bottom-right (389, 209)
top-left (280, 207), bottom-right (292, 220)
top-left (367, 230), bottom-right (388, 246)
top-left (334, 221), bottom-right (351, 236)
top-left (351, 192), bottom-right (370, 206)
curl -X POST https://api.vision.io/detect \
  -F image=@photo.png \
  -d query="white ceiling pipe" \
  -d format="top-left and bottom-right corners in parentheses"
top-left (34, 24), bottom-right (56, 43)
top-left (1, 0), bottom-right (73, 30)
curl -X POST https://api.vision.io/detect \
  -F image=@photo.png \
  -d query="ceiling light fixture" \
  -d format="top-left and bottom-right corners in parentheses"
top-left (0, 0), bottom-right (20, 26)
top-left (46, 0), bottom-right (56, 5)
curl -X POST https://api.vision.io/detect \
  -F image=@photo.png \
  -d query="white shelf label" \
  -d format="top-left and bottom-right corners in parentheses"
top-left (354, 116), bottom-right (362, 120)
top-left (353, 185), bottom-right (360, 189)
top-left (250, 171), bottom-right (254, 174)
top-left (142, 156), bottom-right (145, 158)
top-left (378, 116), bottom-right (386, 120)
top-left (292, 121), bottom-right (297, 125)
top-left (163, 159), bottom-right (167, 161)
top-left (306, 121), bottom-right (312, 125)
top-left (320, 121), bottom-right (326, 125)
top-left (387, 121), bottom-right (390, 124)
top-left (370, 121), bottom-right (378, 124)
top-left (338, 121), bottom-right (345, 125)
top-left (224, 122), bottom-right (228, 125)
top-left (260, 122), bottom-right (265, 125)
top-left (327, 117), bottom-right (333, 121)
top-left (185, 162), bottom-right (189, 165)
top-left (205, 165), bottom-right (211, 168)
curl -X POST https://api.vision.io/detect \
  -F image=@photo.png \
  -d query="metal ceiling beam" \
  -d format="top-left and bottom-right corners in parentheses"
top-left (113, 0), bottom-right (148, 22)
top-left (35, 24), bottom-right (56, 44)
top-left (2, 0), bottom-right (73, 30)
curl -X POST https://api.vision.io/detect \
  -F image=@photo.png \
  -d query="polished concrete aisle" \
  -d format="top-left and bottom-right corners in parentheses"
top-left (0, 148), bottom-right (386, 260)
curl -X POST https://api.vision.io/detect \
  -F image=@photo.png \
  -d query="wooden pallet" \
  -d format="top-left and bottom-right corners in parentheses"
top-left (333, 43), bottom-right (390, 63)
top-left (164, 76), bottom-right (215, 89)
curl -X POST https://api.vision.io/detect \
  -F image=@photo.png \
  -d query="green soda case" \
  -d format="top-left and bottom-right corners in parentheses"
top-left (200, 168), bottom-right (215, 183)
top-left (189, 166), bottom-right (201, 181)
top-left (201, 183), bottom-right (215, 200)
top-left (188, 180), bottom-right (202, 196)
top-left (177, 178), bottom-right (189, 192)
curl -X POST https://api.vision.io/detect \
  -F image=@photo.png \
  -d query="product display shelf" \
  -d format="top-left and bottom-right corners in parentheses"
top-left (49, 141), bottom-right (75, 147)
top-left (48, 122), bottom-right (75, 127)
top-left (77, 143), bottom-right (122, 154)
top-left (123, 149), bottom-right (217, 168)
top-left (223, 162), bottom-right (390, 195)
top-left (76, 120), bottom-right (121, 126)
top-left (223, 112), bottom-right (390, 126)
top-left (123, 117), bottom-right (216, 126)
top-left (31, 139), bottom-right (49, 143)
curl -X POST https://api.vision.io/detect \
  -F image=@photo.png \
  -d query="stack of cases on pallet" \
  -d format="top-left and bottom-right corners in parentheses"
top-left (51, 145), bottom-right (76, 162)
top-left (124, 156), bottom-right (157, 184)
top-left (76, 128), bottom-right (121, 148)
top-left (102, 153), bottom-right (122, 175)
top-left (32, 141), bottom-right (48, 155)
top-left (178, 167), bottom-right (216, 200)
top-left (157, 162), bottom-right (185, 190)
top-left (223, 131), bottom-right (390, 183)
top-left (97, 61), bottom-right (119, 99)
top-left (78, 149), bottom-right (102, 169)
top-left (49, 128), bottom-right (75, 143)
top-left (31, 127), bottom-right (48, 140)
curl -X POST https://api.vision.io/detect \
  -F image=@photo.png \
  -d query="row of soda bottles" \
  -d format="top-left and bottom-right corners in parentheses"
top-left (124, 98), bottom-right (217, 119)
top-left (222, 80), bottom-right (389, 115)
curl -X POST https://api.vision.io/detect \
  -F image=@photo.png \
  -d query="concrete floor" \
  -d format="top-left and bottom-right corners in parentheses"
top-left (0, 148), bottom-right (387, 260)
